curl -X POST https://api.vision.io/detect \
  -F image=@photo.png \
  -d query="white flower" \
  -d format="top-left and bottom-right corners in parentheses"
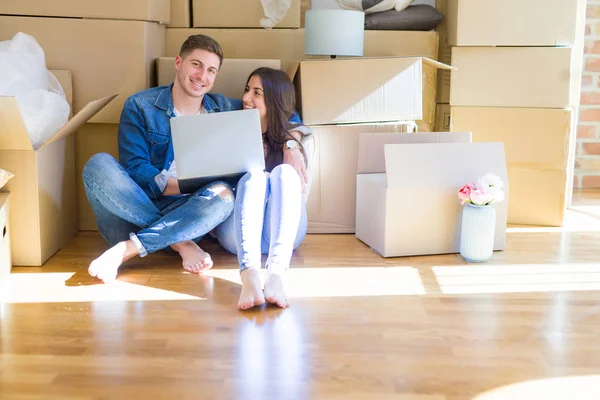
top-left (478, 173), bottom-right (504, 189)
top-left (486, 186), bottom-right (505, 203)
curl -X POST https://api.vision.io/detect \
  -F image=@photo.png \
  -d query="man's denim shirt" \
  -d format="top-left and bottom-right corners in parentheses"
top-left (117, 84), bottom-right (242, 200)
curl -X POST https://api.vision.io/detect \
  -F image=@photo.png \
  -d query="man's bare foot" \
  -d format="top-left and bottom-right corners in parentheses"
top-left (88, 240), bottom-right (139, 283)
top-left (171, 241), bottom-right (213, 274)
top-left (264, 271), bottom-right (289, 309)
top-left (238, 268), bottom-right (265, 310)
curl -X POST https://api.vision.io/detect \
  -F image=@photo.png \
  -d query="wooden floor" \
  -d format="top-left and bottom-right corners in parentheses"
top-left (2, 192), bottom-right (600, 399)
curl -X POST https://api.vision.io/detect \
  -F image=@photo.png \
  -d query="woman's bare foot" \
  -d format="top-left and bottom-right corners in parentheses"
top-left (264, 271), bottom-right (289, 309)
top-left (88, 240), bottom-right (139, 283)
top-left (171, 241), bottom-right (213, 274)
top-left (238, 268), bottom-right (265, 310)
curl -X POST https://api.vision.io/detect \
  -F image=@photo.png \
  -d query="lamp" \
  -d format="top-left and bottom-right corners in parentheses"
top-left (304, 9), bottom-right (365, 59)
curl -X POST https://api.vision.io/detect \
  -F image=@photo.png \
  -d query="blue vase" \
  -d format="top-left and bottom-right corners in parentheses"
top-left (459, 203), bottom-right (496, 263)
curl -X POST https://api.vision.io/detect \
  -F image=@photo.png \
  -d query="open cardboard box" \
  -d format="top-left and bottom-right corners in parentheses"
top-left (355, 134), bottom-right (508, 258)
top-left (287, 57), bottom-right (454, 126)
top-left (306, 123), bottom-right (416, 234)
top-left (0, 71), bottom-right (115, 266)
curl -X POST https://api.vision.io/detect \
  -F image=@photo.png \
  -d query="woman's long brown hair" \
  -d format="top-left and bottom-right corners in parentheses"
top-left (244, 67), bottom-right (304, 172)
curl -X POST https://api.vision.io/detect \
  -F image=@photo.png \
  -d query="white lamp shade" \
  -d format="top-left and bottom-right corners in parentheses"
top-left (304, 9), bottom-right (365, 57)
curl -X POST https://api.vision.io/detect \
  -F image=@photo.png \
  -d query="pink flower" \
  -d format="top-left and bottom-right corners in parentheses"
top-left (458, 182), bottom-right (476, 205)
top-left (470, 189), bottom-right (493, 206)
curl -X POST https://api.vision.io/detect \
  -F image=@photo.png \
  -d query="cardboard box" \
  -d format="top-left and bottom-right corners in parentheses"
top-left (435, 104), bottom-right (450, 131)
top-left (301, 0), bottom-right (310, 27)
top-left (307, 123), bottom-right (419, 233)
top-left (296, 29), bottom-right (439, 60)
top-left (75, 124), bottom-right (120, 231)
top-left (0, 71), bottom-right (115, 266)
top-left (446, 0), bottom-right (577, 46)
top-left (0, 193), bottom-right (11, 285)
top-left (0, 0), bottom-right (171, 23)
top-left (307, 123), bottom-right (416, 234)
top-left (306, 127), bottom-right (476, 233)
top-left (451, 107), bottom-right (572, 226)
top-left (290, 57), bottom-right (452, 126)
top-left (168, 0), bottom-right (191, 27)
top-left (450, 47), bottom-right (573, 109)
top-left (157, 57), bottom-right (281, 99)
top-left (0, 16), bottom-right (165, 124)
top-left (566, 0), bottom-right (588, 204)
top-left (166, 29), bottom-right (439, 76)
top-left (192, 0), bottom-right (301, 28)
top-left (356, 139), bottom-right (508, 258)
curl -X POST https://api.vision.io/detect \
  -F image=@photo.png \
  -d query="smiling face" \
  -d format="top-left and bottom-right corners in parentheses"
top-left (174, 48), bottom-right (220, 99)
top-left (242, 74), bottom-right (268, 131)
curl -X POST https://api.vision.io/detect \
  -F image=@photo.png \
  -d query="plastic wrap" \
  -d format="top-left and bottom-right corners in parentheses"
top-left (0, 33), bottom-right (70, 150)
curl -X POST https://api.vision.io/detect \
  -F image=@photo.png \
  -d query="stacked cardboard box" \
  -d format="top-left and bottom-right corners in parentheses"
top-left (169, 0), bottom-right (192, 27)
top-left (0, 1), bottom-right (166, 263)
top-left (292, 55), bottom-right (452, 233)
top-left (442, 0), bottom-right (584, 226)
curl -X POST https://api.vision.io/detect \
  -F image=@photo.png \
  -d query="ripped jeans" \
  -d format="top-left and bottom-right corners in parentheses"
top-left (82, 153), bottom-right (234, 256)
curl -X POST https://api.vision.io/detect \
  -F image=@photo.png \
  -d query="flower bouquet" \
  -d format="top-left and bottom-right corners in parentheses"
top-left (458, 173), bottom-right (505, 206)
top-left (457, 173), bottom-right (505, 263)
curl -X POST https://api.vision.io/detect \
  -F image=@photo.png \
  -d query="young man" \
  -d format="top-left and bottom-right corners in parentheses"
top-left (83, 34), bottom-right (306, 283)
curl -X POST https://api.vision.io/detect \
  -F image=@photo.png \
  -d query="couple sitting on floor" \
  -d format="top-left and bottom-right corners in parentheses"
top-left (82, 34), bottom-right (313, 310)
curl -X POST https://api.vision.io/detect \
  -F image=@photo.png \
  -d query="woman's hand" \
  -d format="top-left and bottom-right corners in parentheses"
top-left (283, 147), bottom-right (308, 193)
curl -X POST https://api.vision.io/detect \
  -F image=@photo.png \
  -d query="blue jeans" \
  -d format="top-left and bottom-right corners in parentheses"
top-left (215, 165), bottom-right (308, 273)
top-left (82, 153), bottom-right (234, 256)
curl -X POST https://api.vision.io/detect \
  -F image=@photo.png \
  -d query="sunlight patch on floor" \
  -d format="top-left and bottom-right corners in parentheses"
top-left (473, 375), bottom-right (600, 400)
top-left (0, 272), bottom-right (205, 304)
top-left (433, 263), bottom-right (600, 294)
top-left (206, 266), bottom-right (426, 297)
top-left (507, 206), bottom-right (600, 233)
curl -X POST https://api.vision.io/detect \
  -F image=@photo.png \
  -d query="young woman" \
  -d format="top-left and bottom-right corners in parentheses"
top-left (215, 67), bottom-right (313, 310)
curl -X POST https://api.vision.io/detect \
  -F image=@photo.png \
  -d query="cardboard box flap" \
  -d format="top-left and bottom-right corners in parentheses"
top-left (383, 142), bottom-right (507, 189)
top-left (40, 94), bottom-right (117, 150)
top-left (422, 57), bottom-right (456, 71)
top-left (286, 61), bottom-right (300, 81)
top-left (357, 132), bottom-right (473, 174)
top-left (0, 97), bottom-right (32, 151)
top-left (296, 56), bottom-right (453, 70)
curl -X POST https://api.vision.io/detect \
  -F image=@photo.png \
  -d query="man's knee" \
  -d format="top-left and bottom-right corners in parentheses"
top-left (208, 182), bottom-right (234, 202)
top-left (83, 152), bottom-right (117, 179)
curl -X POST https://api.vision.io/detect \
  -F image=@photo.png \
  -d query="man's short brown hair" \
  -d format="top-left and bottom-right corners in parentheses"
top-left (179, 34), bottom-right (224, 69)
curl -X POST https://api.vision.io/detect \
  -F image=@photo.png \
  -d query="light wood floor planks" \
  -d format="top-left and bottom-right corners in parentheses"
top-left (2, 191), bottom-right (600, 399)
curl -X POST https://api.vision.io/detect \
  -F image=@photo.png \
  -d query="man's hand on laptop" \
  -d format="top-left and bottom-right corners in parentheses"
top-left (283, 147), bottom-right (308, 194)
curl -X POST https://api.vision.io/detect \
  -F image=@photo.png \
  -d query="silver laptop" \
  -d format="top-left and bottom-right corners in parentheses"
top-left (170, 108), bottom-right (265, 193)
